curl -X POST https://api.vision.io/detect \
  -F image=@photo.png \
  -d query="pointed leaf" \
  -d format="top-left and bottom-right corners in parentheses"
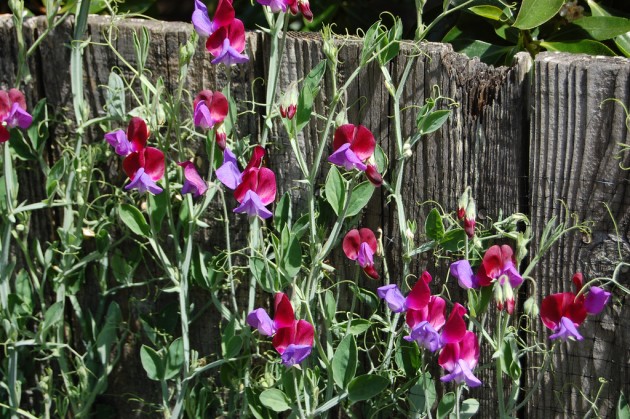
top-left (425, 208), bottom-right (445, 241)
top-left (119, 203), bottom-right (150, 236)
top-left (140, 345), bottom-right (164, 381)
top-left (348, 375), bottom-right (388, 402)
top-left (346, 181), bottom-right (375, 217)
top-left (513, 0), bottom-right (564, 30)
top-left (259, 389), bottom-right (291, 412)
top-left (332, 335), bottom-right (358, 389)
top-left (325, 166), bottom-right (346, 216)
top-left (437, 392), bottom-right (455, 418)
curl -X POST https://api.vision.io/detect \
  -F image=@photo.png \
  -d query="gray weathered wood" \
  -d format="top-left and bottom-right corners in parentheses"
top-left (528, 52), bottom-right (630, 418)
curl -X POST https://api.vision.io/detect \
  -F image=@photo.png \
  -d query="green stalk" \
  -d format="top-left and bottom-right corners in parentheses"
top-left (495, 310), bottom-right (507, 418)
top-left (8, 346), bottom-right (18, 419)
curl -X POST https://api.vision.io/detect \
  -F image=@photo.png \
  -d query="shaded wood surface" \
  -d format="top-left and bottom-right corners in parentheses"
top-left (0, 14), bottom-right (628, 418)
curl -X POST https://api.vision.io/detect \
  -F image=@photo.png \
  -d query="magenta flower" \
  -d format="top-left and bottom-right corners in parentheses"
top-left (378, 271), bottom-right (466, 352)
top-left (206, 20), bottom-right (249, 66)
top-left (178, 161), bottom-right (208, 197)
top-left (279, 82), bottom-right (298, 120)
top-left (450, 245), bottom-right (523, 314)
top-left (0, 89), bottom-right (32, 142)
top-left (257, 0), bottom-right (289, 13)
top-left (247, 293), bottom-right (315, 367)
top-left (287, 0), bottom-right (313, 21)
top-left (438, 330), bottom-right (481, 387)
top-left (106, 117), bottom-right (165, 195)
top-left (233, 167), bottom-right (277, 219)
top-left (343, 228), bottom-right (379, 279)
top-left (540, 273), bottom-right (610, 341)
top-left (329, 124), bottom-right (382, 187)
top-left (193, 90), bottom-right (228, 130)
top-left (192, 0), bottom-right (235, 38)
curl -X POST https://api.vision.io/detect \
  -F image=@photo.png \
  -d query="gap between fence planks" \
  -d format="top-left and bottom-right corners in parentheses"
top-left (0, 14), bottom-right (628, 417)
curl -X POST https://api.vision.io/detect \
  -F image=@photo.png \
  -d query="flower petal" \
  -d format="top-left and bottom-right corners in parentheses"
top-left (377, 284), bottom-right (406, 313)
top-left (406, 277), bottom-right (431, 311)
top-left (216, 148), bottom-right (242, 190)
top-left (179, 161), bottom-right (208, 197)
top-left (246, 308), bottom-right (276, 336)
top-left (143, 147), bottom-right (166, 181)
top-left (342, 229), bottom-right (361, 261)
top-left (274, 293), bottom-right (295, 329)
top-left (192, 0), bottom-right (215, 37)
top-left (450, 259), bottom-right (477, 289)
top-left (280, 344), bottom-right (312, 367)
top-left (105, 129), bottom-right (132, 156)
top-left (127, 117), bottom-right (149, 152)
top-left (350, 125), bottom-right (376, 161)
top-left (328, 143), bottom-right (367, 171)
top-left (584, 286), bottom-right (611, 315)
top-left (549, 316), bottom-right (584, 341)
top-left (233, 190), bottom-right (273, 219)
top-left (441, 303), bottom-right (467, 344)
top-left (124, 168), bottom-right (163, 195)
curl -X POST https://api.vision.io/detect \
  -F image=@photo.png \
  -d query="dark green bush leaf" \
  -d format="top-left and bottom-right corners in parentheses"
top-left (348, 375), bottom-right (388, 402)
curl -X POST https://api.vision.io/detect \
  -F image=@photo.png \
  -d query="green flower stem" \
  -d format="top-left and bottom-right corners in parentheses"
top-left (379, 312), bottom-right (401, 372)
top-left (344, 268), bottom-right (361, 336)
top-left (417, 0), bottom-right (475, 41)
top-left (292, 368), bottom-right (307, 419)
top-left (247, 216), bottom-right (261, 314)
top-left (8, 346), bottom-right (18, 419)
top-left (513, 344), bottom-right (555, 411)
top-left (260, 12), bottom-right (290, 148)
top-left (495, 310), bottom-right (508, 418)
top-left (455, 384), bottom-right (462, 419)
top-left (219, 188), bottom-right (239, 316)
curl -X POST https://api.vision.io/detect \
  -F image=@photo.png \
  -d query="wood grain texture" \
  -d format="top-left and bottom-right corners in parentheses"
top-left (528, 52), bottom-right (630, 418)
top-left (1, 14), bottom-right (629, 417)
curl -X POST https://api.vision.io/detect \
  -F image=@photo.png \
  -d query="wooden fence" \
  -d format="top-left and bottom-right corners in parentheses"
top-left (0, 14), bottom-right (629, 418)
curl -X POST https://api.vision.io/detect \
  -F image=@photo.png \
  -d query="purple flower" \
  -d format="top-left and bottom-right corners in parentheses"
top-left (449, 259), bottom-right (478, 289)
top-left (280, 344), bottom-right (312, 367)
top-left (233, 189), bottom-right (273, 219)
top-left (549, 316), bottom-right (584, 341)
top-left (404, 321), bottom-right (442, 352)
top-left (4, 103), bottom-right (32, 130)
top-left (216, 148), bottom-right (243, 190)
top-left (328, 143), bottom-right (367, 171)
top-left (257, 0), bottom-right (289, 13)
top-left (584, 286), bottom-right (611, 315)
top-left (178, 161), bottom-right (208, 197)
top-left (125, 167), bottom-right (163, 195)
top-left (192, 0), bottom-right (235, 37)
top-left (105, 129), bottom-right (133, 156)
top-left (247, 308), bottom-right (277, 336)
top-left (377, 284), bottom-right (406, 313)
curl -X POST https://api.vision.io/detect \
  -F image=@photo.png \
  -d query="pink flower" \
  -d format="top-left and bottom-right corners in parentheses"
top-left (343, 228), bottom-right (378, 279)
top-left (178, 161), bottom-right (208, 197)
top-left (193, 90), bottom-right (228, 130)
top-left (0, 89), bottom-right (32, 142)
top-left (206, 20), bottom-right (249, 66)
top-left (328, 124), bottom-right (382, 187)
top-left (192, 0), bottom-right (235, 37)
top-left (247, 293), bottom-right (315, 367)
top-left (287, 0), bottom-right (313, 21)
top-left (257, 0), bottom-right (290, 13)
top-left (540, 273), bottom-right (610, 341)
top-left (438, 330), bottom-right (481, 387)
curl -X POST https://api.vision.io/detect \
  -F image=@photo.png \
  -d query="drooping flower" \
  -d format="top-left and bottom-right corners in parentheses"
top-left (540, 273), bottom-right (610, 342)
top-left (0, 89), bottom-right (33, 142)
top-left (192, 0), bottom-right (235, 38)
top-left (105, 117), bottom-right (165, 195)
top-left (438, 330), bottom-right (482, 387)
top-left (193, 90), bottom-right (229, 130)
top-left (178, 161), bottom-right (208, 197)
top-left (343, 228), bottom-right (379, 279)
top-left (328, 124), bottom-right (382, 187)
top-left (247, 292), bottom-right (315, 367)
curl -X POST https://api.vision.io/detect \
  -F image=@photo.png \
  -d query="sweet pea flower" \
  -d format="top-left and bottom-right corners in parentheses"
top-left (438, 330), bottom-right (482, 387)
top-left (193, 90), bottom-right (229, 130)
top-left (106, 118), bottom-right (165, 195)
top-left (206, 19), bottom-right (249, 66)
top-left (178, 161), bottom-right (208, 197)
top-left (328, 124), bottom-right (382, 187)
top-left (449, 259), bottom-right (478, 289)
top-left (192, 0), bottom-right (235, 38)
top-left (287, 0), bottom-right (313, 21)
top-left (257, 0), bottom-right (290, 13)
top-left (247, 293), bottom-right (315, 367)
top-left (0, 89), bottom-right (32, 142)
top-left (540, 273), bottom-right (611, 342)
top-left (343, 228), bottom-right (379, 279)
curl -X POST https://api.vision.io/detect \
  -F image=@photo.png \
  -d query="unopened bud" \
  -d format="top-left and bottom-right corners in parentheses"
top-left (215, 127), bottom-right (227, 151)
top-left (405, 228), bottom-right (414, 241)
top-left (494, 281), bottom-right (504, 312)
top-left (298, 0), bottom-right (313, 21)
top-left (403, 143), bottom-right (412, 159)
top-left (376, 227), bottom-right (384, 257)
top-left (16, 224), bottom-right (25, 232)
top-left (457, 187), bottom-right (470, 220)
top-left (365, 164), bottom-right (383, 187)
top-left (82, 227), bottom-right (95, 238)
top-left (279, 82), bottom-right (299, 120)
top-left (502, 280), bottom-right (515, 315)
top-left (524, 296), bottom-right (539, 317)
top-left (464, 196), bottom-right (476, 238)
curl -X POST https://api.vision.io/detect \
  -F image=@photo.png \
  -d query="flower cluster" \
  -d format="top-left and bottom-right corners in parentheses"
top-left (378, 271), bottom-right (481, 387)
top-left (192, 0), bottom-right (248, 65)
top-left (329, 124), bottom-right (383, 187)
top-left (343, 228), bottom-right (379, 279)
top-left (450, 244), bottom-right (523, 314)
top-left (216, 145), bottom-right (277, 218)
top-left (247, 292), bottom-right (315, 367)
top-left (256, 0), bottom-right (313, 21)
top-left (105, 117), bottom-right (165, 194)
top-left (540, 273), bottom-right (610, 341)
top-left (0, 89), bottom-right (32, 142)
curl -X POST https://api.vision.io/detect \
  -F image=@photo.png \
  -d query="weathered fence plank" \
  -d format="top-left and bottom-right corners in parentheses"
top-left (0, 14), bottom-right (629, 418)
top-left (528, 52), bottom-right (630, 418)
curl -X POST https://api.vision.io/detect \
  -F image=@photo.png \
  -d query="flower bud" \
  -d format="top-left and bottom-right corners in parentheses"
top-left (524, 296), bottom-right (539, 317)
top-left (403, 143), bottom-right (412, 159)
top-left (464, 197), bottom-right (476, 239)
top-left (365, 164), bottom-right (383, 187)
top-left (494, 281), bottom-right (504, 312)
top-left (502, 280), bottom-right (515, 315)
top-left (457, 187), bottom-right (470, 220)
top-left (298, 0), bottom-right (313, 21)
top-left (215, 127), bottom-right (227, 151)
top-left (279, 82), bottom-right (299, 120)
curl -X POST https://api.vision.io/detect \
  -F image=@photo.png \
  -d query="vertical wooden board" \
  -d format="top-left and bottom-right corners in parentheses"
top-left (528, 52), bottom-right (630, 418)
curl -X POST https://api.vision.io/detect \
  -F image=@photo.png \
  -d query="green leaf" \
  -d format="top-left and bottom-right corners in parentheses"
top-left (165, 338), bottom-right (184, 380)
top-left (618, 392), bottom-right (630, 419)
top-left (425, 208), bottom-right (445, 241)
top-left (39, 301), bottom-right (63, 341)
top-left (274, 192), bottom-right (292, 233)
top-left (540, 40), bottom-right (615, 56)
top-left (348, 375), bottom-right (388, 402)
top-left (468, 5), bottom-right (504, 21)
top-left (513, 0), bottom-right (564, 30)
top-left (303, 60), bottom-right (327, 94)
top-left (148, 191), bottom-right (168, 231)
top-left (338, 319), bottom-right (371, 336)
top-left (282, 234), bottom-right (302, 279)
top-left (27, 98), bottom-right (48, 153)
top-left (588, 0), bottom-right (630, 56)
top-left (325, 290), bottom-right (336, 322)
top-left (119, 203), bottom-right (150, 236)
top-left (437, 392), bottom-right (455, 418)
top-left (346, 182), bottom-right (375, 217)
top-left (296, 60), bottom-right (326, 133)
top-left (259, 389), bottom-right (291, 412)
top-left (378, 18), bottom-right (402, 65)
top-left (419, 109), bottom-right (451, 135)
top-left (106, 71), bottom-right (126, 120)
top-left (395, 338), bottom-right (421, 377)
top-left (140, 345), bottom-right (164, 381)
top-left (460, 398), bottom-right (480, 418)
top-left (9, 129), bottom-right (36, 161)
top-left (568, 16), bottom-right (630, 41)
top-left (325, 166), bottom-right (346, 216)
top-left (440, 228), bottom-right (466, 252)
top-left (332, 335), bottom-right (358, 389)
top-left (224, 335), bottom-right (243, 359)
top-left (96, 302), bottom-right (122, 365)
